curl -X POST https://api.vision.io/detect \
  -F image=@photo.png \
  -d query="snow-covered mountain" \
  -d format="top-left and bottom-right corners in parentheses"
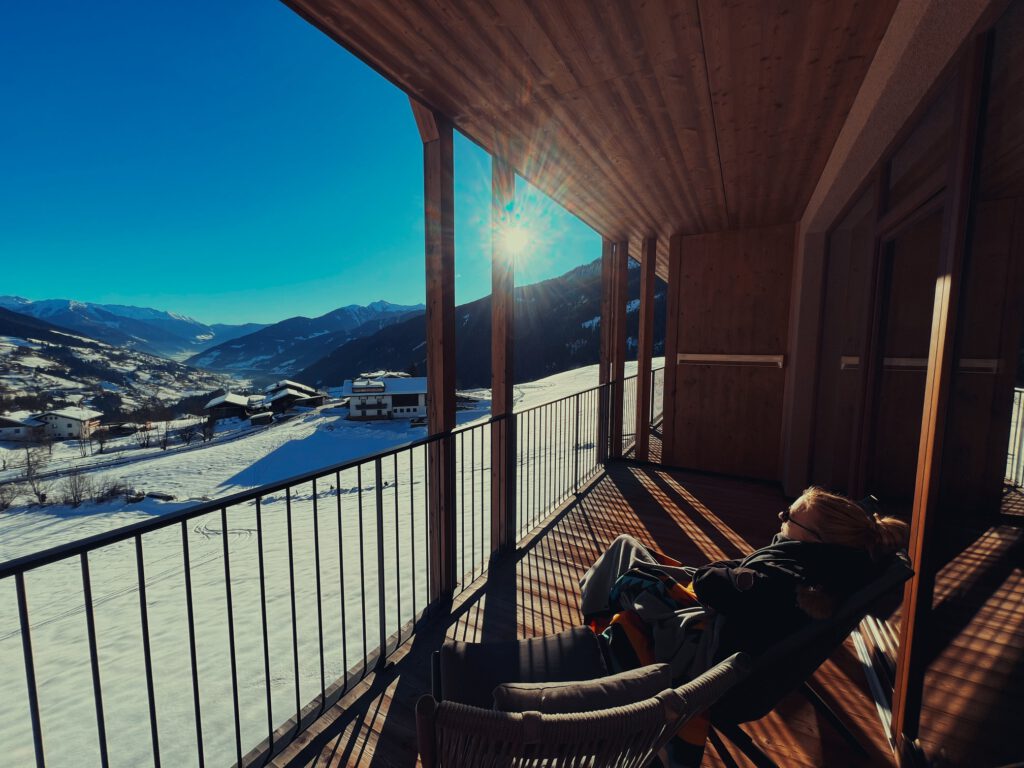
top-left (0, 296), bottom-right (266, 361)
top-left (0, 306), bottom-right (235, 415)
top-left (299, 259), bottom-right (666, 388)
top-left (186, 300), bottom-right (424, 374)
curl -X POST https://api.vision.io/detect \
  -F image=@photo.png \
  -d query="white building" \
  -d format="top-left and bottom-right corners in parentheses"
top-left (36, 408), bottom-right (103, 440)
top-left (339, 377), bottom-right (428, 421)
top-left (0, 415), bottom-right (44, 442)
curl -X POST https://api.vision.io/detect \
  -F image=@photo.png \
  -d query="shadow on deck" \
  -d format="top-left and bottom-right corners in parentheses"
top-left (272, 461), bottom-right (895, 767)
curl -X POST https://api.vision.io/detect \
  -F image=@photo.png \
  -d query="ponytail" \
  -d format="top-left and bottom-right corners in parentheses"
top-left (798, 487), bottom-right (909, 557)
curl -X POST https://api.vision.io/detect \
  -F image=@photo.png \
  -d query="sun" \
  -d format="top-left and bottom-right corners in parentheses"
top-left (501, 226), bottom-right (531, 254)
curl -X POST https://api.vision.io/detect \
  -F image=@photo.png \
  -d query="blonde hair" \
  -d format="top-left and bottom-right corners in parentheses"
top-left (794, 487), bottom-right (909, 557)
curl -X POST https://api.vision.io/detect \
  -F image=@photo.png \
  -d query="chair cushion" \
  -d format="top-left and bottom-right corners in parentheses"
top-left (440, 626), bottom-right (609, 708)
top-left (492, 663), bottom-right (672, 714)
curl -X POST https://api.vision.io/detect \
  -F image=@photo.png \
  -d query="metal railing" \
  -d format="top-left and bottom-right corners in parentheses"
top-left (1006, 387), bottom-right (1024, 487)
top-left (0, 417), bottom-right (499, 768)
top-left (1, 370), bottom-right (658, 767)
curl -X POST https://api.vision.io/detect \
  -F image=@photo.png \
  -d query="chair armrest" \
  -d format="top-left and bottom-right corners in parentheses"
top-left (673, 652), bottom-right (752, 715)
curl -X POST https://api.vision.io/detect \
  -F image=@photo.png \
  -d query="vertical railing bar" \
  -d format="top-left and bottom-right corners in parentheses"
top-left (15, 572), bottom-right (45, 768)
top-left (334, 472), bottom-right (348, 693)
top-left (393, 453), bottom-right (400, 642)
top-left (135, 535), bottom-right (161, 768)
top-left (357, 465), bottom-right (368, 673)
top-left (80, 552), bottom-right (109, 768)
top-left (470, 426), bottom-right (476, 579)
top-left (375, 458), bottom-right (387, 666)
top-left (312, 478), bottom-right (326, 714)
top-left (179, 523), bottom-right (205, 768)
top-left (255, 498), bottom-right (275, 765)
top-left (574, 393), bottom-right (580, 492)
top-left (285, 487), bottom-right (301, 728)
top-left (409, 451), bottom-right (416, 627)
top-left (460, 430), bottom-right (465, 588)
top-left (220, 508), bottom-right (243, 768)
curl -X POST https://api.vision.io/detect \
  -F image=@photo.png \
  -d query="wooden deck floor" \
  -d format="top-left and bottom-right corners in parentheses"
top-left (915, 490), bottom-right (1024, 767)
top-left (273, 461), bottom-right (896, 768)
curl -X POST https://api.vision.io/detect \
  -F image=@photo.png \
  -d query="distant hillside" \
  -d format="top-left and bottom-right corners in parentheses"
top-left (186, 300), bottom-right (424, 374)
top-left (298, 261), bottom-right (666, 388)
top-left (0, 307), bottom-right (232, 416)
top-left (0, 296), bottom-right (265, 360)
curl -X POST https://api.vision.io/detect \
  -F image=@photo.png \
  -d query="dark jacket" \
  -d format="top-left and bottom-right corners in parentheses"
top-left (692, 534), bottom-right (872, 657)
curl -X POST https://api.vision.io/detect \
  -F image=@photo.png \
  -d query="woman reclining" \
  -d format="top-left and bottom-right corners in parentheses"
top-left (578, 486), bottom-right (909, 767)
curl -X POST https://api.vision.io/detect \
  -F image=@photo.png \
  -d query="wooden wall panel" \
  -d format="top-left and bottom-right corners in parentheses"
top-left (665, 224), bottom-right (794, 479)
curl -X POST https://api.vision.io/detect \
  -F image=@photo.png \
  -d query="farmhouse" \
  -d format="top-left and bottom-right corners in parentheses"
top-left (36, 407), bottom-right (102, 440)
top-left (203, 392), bottom-right (250, 422)
top-left (267, 387), bottom-right (326, 414)
top-left (340, 376), bottom-right (427, 420)
top-left (0, 414), bottom-right (44, 442)
top-left (264, 379), bottom-right (319, 397)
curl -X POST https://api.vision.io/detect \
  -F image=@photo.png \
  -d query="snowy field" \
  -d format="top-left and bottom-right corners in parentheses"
top-left (0, 360), bottom-right (661, 768)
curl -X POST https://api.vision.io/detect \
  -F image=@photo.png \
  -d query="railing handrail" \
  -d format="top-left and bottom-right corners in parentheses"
top-left (0, 413), bottom-right (507, 579)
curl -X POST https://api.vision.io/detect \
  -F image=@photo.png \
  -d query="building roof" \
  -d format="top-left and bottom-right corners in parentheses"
top-left (340, 377), bottom-right (428, 397)
top-left (268, 387), bottom-right (314, 403)
top-left (265, 379), bottom-right (318, 395)
top-left (0, 415), bottom-right (43, 428)
top-left (204, 392), bottom-right (249, 409)
top-left (44, 407), bottom-right (102, 422)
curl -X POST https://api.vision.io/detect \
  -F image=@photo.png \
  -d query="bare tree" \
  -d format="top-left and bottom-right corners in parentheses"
top-left (60, 470), bottom-right (92, 507)
top-left (77, 438), bottom-right (91, 458)
top-left (0, 482), bottom-right (21, 511)
top-left (134, 426), bottom-right (153, 449)
top-left (178, 419), bottom-right (200, 447)
top-left (22, 445), bottom-right (47, 478)
top-left (92, 428), bottom-right (110, 454)
top-left (159, 421), bottom-right (172, 451)
top-left (24, 454), bottom-right (50, 505)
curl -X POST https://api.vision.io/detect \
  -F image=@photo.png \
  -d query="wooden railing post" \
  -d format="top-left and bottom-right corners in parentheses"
top-left (597, 239), bottom-right (614, 462)
top-left (662, 234), bottom-right (683, 463)
top-left (490, 157), bottom-right (516, 554)
top-left (411, 97), bottom-right (457, 600)
top-left (635, 236), bottom-right (657, 460)
top-left (609, 240), bottom-right (629, 457)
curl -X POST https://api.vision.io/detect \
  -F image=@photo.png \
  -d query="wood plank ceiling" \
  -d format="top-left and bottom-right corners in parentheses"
top-left (283, 0), bottom-right (898, 276)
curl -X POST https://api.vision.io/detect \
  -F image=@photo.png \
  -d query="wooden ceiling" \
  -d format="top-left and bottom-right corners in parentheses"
top-left (284, 0), bottom-right (898, 274)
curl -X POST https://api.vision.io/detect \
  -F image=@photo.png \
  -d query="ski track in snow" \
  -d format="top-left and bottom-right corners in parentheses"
top-left (0, 360), bottom-right (661, 767)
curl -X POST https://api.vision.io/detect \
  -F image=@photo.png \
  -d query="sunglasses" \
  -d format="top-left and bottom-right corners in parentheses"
top-left (780, 507), bottom-right (824, 542)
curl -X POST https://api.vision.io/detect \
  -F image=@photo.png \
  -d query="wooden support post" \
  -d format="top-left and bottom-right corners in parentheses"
top-left (890, 37), bottom-right (986, 760)
top-left (412, 97), bottom-right (457, 600)
top-left (662, 234), bottom-right (683, 463)
top-left (634, 236), bottom-right (657, 461)
top-left (490, 157), bottom-right (516, 553)
top-left (597, 239), bottom-right (614, 462)
top-left (609, 240), bottom-right (629, 458)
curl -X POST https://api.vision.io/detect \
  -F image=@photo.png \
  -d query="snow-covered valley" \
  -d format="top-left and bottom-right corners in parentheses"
top-left (0, 360), bottom-right (661, 768)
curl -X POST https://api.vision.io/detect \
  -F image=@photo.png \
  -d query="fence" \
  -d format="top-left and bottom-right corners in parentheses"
top-left (0, 417), bottom-right (499, 768)
top-left (1006, 387), bottom-right (1024, 487)
top-left (1, 371), bottom-right (658, 767)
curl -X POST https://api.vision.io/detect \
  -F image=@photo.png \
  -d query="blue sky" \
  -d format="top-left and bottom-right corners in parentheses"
top-left (0, 1), bottom-right (599, 325)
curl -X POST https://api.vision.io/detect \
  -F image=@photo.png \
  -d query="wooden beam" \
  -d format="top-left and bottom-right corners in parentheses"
top-left (409, 96), bottom-right (440, 143)
top-left (662, 234), bottom-right (683, 463)
top-left (490, 157), bottom-right (516, 553)
top-left (890, 35), bottom-right (987, 758)
top-left (420, 105), bottom-right (457, 599)
top-left (634, 237), bottom-right (657, 460)
top-left (609, 240), bottom-right (629, 458)
top-left (597, 239), bottom-right (614, 462)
